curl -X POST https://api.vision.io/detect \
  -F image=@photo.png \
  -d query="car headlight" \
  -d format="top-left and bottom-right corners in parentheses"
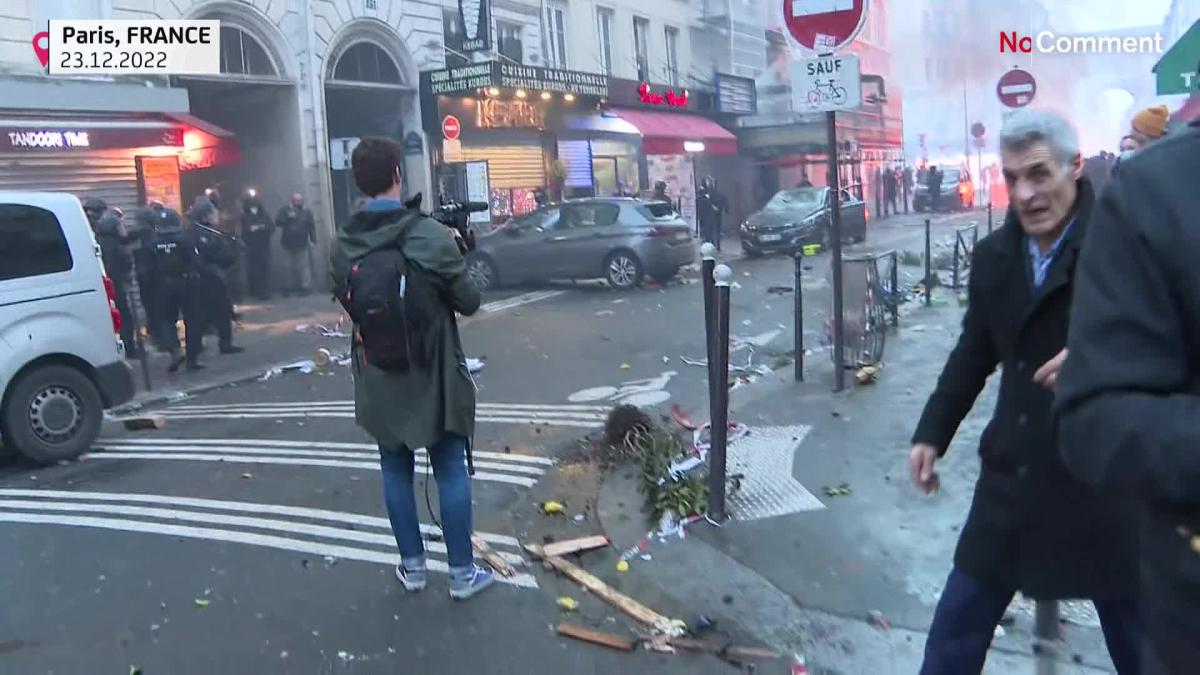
top-left (741, 220), bottom-right (755, 232)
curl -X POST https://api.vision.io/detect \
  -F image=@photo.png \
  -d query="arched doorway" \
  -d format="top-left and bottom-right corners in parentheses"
top-left (323, 28), bottom-right (419, 221)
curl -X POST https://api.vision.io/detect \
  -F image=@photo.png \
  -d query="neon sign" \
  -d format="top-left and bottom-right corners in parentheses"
top-left (638, 82), bottom-right (688, 108)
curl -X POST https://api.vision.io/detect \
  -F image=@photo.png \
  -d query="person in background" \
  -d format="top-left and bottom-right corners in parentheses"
top-left (532, 187), bottom-right (549, 209)
top-left (240, 190), bottom-right (274, 300)
top-left (189, 199), bottom-right (244, 358)
top-left (276, 192), bottom-right (317, 295)
top-left (927, 165), bottom-right (943, 211)
top-left (696, 176), bottom-right (728, 252)
top-left (96, 207), bottom-right (139, 357)
top-left (883, 165), bottom-right (898, 217)
top-left (1055, 118), bottom-right (1200, 675)
top-left (908, 108), bottom-right (1140, 674)
top-left (145, 207), bottom-right (201, 373)
top-left (1124, 105), bottom-right (1170, 154)
top-left (132, 202), bottom-right (165, 351)
top-left (903, 165), bottom-right (914, 211)
top-left (652, 180), bottom-right (670, 203)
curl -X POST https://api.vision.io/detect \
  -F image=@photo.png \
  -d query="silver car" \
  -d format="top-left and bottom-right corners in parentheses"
top-left (465, 198), bottom-right (695, 291)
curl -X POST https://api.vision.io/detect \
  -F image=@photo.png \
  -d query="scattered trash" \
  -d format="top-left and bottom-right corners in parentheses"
top-left (595, 309), bottom-right (615, 316)
top-left (542, 501), bottom-right (564, 515)
top-left (122, 416), bottom-right (166, 431)
top-left (993, 625), bottom-right (1006, 639)
top-left (867, 609), bottom-right (891, 630)
top-left (280, 651), bottom-right (289, 659)
top-left (557, 622), bottom-right (635, 652)
top-left (669, 404), bottom-right (698, 431)
top-left (240, 472), bottom-right (253, 479)
top-left (130, 667), bottom-right (143, 675)
top-left (856, 364), bottom-right (881, 384)
top-left (473, 534), bottom-right (519, 577)
top-left (741, 319), bottom-right (753, 326)
top-left (466, 357), bottom-right (486, 373)
top-left (616, 560), bottom-right (630, 573)
top-left (194, 597), bottom-right (211, 608)
top-left (792, 653), bottom-right (810, 674)
top-left (619, 363), bottom-right (632, 370)
top-left (640, 553), bottom-right (652, 562)
top-left (824, 483), bottom-right (853, 497)
top-left (150, 623), bottom-right (160, 632)
top-left (573, 514), bottom-right (586, 523)
top-left (557, 596), bottom-right (580, 611)
top-left (167, 391), bottom-right (189, 402)
top-left (767, 286), bottom-right (795, 295)
top-left (323, 555), bottom-right (339, 566)
top-left (314, 347), bottom-right (333, 368)
top-left (612, 298), bottom-right (627, 305)
top-left (294, 323), bottom-right (349, 338)
top-left (661, 355), bottom-right (670, 364)
top-left (260, 359), bottom-right (317, 380)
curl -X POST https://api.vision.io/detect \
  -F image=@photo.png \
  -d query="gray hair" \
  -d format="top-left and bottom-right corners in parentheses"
top-left (999, 108), bottom-right (1080, 167)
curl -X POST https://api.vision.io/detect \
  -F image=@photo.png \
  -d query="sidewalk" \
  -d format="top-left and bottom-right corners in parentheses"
top-left (117, 292), bottom-right (346, 412)
top-left (591, 287), bottom-right (1117, 673)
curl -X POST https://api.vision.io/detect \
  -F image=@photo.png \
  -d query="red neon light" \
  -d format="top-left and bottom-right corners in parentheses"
top-left (638, 82), bottom-right (688, 108)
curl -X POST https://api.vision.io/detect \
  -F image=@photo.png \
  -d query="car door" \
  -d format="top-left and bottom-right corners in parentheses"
top-left (839, 188), bottom-right (867, 241)
top-left (487, 208), bottom-right (559, 283)
top-left (552, 201), bottom-right (621, 279)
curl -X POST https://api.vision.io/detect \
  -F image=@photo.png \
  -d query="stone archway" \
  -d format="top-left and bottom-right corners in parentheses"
top-left (186, 1), bottom-right (299, 81)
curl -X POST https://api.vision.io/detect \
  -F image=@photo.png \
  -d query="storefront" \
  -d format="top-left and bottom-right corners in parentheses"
top-left (0, 112), bottom-right (239, 214)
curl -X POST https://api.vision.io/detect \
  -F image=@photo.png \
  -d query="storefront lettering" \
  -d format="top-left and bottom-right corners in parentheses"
top-left (638, 82), bottom-right (688, 107)
top-left (498, 64), bottom-right (608, 96)
top-left (428, 63), bottom-right (497, 95)
top-left (7, 130), bottom-right (90, 148)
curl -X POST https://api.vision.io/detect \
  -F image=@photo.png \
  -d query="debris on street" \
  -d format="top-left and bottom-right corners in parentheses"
top-left (619, 363), bottom-right (632, 370)
top-left (194, 597), bottom-right (211, 608)
top-left (294, 322), bottom-right (348, 338)
top-left (766, 286), bottom-right (794, 295)
top-left (556, 622), bottom-right (635, 651)
top-left (540, 535), bottom-right (610, 558)
top-left (616, 560), bottom-right (630, 573)
top-left (122, 415), bottom-right (166, 431)
top-left (856, 364), bottom-right (881, 384)
top-left (824, 483), bottom-right (853, 497)
top-left (867, 609), bottom-right (891, 630)
top-left (541, 501), bottom-right (564, 515)
top-left (556, 596), bottom-right (580, 612)
top-left (473, 535), bottom-right (519, 578)
top-left (670, 404), bottom-right (698, 431)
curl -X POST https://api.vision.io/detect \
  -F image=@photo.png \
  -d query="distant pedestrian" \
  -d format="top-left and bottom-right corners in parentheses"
top-left (926, 165), bottom-right (943, 211)
top-left (240, 190), bottom-right (274, 300)
top-left (276, 192), bottom-right (317, 295)
top-left (909, 108), bottom-right (1140, 674)
top-left (902, 165), bottom-right (914, 211)
top-left (696, 176), bottom-right (728, 251)
top-left (882, 166), bottom-right (898, 217)
top-left (329, 136), bottom-right (493, 600)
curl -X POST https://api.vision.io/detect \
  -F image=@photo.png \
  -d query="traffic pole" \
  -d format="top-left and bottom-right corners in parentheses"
top-left (987, 202), bottom-right (994, 235)
top-left (701, 242), bottom-right (718, 430)
top-left (827, 110), bottom-right (845, 392)
top-left (793, 252), bottom-right (804, 382)
top-left (708, 263), bottom-right (733, 522)
top-left (1035, 600), bottom-right (1060, 675)
top-left (924, 218), bottom-right (932, 307)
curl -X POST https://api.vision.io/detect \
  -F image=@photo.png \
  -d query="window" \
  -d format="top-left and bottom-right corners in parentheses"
top-left (544, 3), bottom-right (568, 68)
top-left (442, 9), bottom-right (468, 68)
top-left (561, 202), bottom-right (619, 229)
top-left (633, 17), bottom-right (650, 81)
top-left (664, 27), bottom-right (680, 86)
top-left (0, 204), bottom-right (73, 281)
top-left (515, 208), bottom-right (559, 230)
top-left (596, 8), bottom-right (614, 74)
top-left (217, 25), bottom-right (276, 76)
top-left (496, 21), bottom-right (523, 65)
top-left (332, 42), bottom-right (401, 84)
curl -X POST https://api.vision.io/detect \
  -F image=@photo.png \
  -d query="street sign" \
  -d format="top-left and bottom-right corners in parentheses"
top-left (441, 115), bottom-right (461, 141)
top-left (791, 54), bottom-right (862, 112)
top-left (997, 68), bottom-right (1037, 108)
top-left (783, 0), bottom-right (868, 53)
top-left (402, 131), bottom-right (423, 156)
top-left (328, 137), bottom-right (360, 171)
top-left (971, 122), bottom-right (986, 139)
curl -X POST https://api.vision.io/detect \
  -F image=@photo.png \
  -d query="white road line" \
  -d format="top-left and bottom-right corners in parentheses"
top-left (0, 489), bottom-right (520, 547)
top-left (148, 412), bottom-right (605, 427)
top-left (97, 437), bottom-right (556, 466)
top-left (155, 408), bottom-right (609, 422)
top-left (93, 444), bottom-right (546, 476)
top-left (0, 512), bottom-right (537, 588)
top-left (83, 453), bottom-right (540, 487)
top-left (475, 290), bottom-right (566, 315)
top-left (0, 499), bottom-right (526, 565)
top-left (167, 402), bottom-right (610, 413)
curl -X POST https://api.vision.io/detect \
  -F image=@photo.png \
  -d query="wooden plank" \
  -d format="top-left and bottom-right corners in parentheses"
top-left (527, 544), bottom-right (673, 630)
top-left (540, 535), bottom-right (610, 558)
top-left (556, 623), bottom-right (635, 652)
top-left (472, 535), bottom-right (517, 578)
top-left (121, 416), bottom-right (166, 431)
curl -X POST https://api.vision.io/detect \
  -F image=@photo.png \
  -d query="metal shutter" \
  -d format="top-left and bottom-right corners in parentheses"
top-left (457, 144), bottom-right (545, 189)
top-left (0, 150), bottom-right (140, 213)
top-left (556, 139), bottom-right (593, 188)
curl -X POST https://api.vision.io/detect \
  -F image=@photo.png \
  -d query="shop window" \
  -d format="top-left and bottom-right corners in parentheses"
top-left (0, 204), bottom-right (73, 281)
top-left (664, 27), bottom-right (680, 86)
top-left (597, 8), bottom-right (615, 74)
top-left (218, 25), bottom-right (277, 76)
top-left (544, 3), bottom-right (569, 68)
top-left (442, 9), bottom-right (469, 68)
top-left (633, 17), bottom-right (650, 81)
top-left (497, 21), bottom-right (524, 65)
top-left (333, 42), bottom-right (402, 84)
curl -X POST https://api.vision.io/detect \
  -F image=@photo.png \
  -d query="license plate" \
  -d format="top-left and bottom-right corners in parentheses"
top-left (759, 233), bottom-right (782, 242)
top-left (674, 231), bottom-right (690, 241)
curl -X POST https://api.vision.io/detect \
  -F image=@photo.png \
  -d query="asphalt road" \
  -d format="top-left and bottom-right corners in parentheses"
top-left (0, 208), bottom-right (981, 674)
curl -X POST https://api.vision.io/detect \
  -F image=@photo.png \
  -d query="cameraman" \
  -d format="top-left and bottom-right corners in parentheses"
top-left (329, 137), bottom-right (491, 600)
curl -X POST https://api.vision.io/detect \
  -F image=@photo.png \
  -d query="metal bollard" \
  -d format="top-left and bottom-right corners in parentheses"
top-left (1035, 600), bottom-right (1060, 675)
top-left (924, 218), bottom-right (932, 307)
top-left (952, 233), bottom-right (960, 290)
top-left (708, 263), bottom-right (733, 522)
top-left (793, 253), bottom-right (804, 382)
top-left (701, 243), bottom-right (718, 430)
top-left (889, 251), bottom-right (900, 328)
top-left (987, 202), bottom-right (994, 235)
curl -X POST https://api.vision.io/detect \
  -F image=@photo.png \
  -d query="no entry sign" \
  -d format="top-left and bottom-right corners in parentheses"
top-left (441, 114), bottom-right (461, 141)
top-left (997, 69), bottom-right (1037, 108)
top-left (783, 0), bottom-right (868, 53)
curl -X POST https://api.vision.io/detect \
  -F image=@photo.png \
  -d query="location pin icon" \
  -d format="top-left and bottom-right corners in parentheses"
top-left (32, 32), bottom-right (49, 68)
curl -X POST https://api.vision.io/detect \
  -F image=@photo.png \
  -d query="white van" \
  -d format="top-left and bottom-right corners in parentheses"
top-left (0, 192), bottom-right (135, 463)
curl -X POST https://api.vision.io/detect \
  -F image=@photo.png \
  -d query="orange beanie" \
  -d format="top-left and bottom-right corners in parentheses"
top-left (1132, 105), bottom-right (1170, 139)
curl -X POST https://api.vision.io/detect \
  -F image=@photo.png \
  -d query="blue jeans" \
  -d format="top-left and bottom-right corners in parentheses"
top-left (922, 568), bottom-right (1141, 675)
top-left (379, 434), bottom-right (473, 570)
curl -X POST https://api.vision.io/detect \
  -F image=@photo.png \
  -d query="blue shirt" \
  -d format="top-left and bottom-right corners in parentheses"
top-left (363, 198), bottom-right (405, 212)
top-left (1026, 219), bottom-right (1074, 288)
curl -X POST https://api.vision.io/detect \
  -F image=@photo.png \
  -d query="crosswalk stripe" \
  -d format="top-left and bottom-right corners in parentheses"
top-left (0, 489), bottom-right (521, 547)
top-left (144, 411), bottom-right (604, 428)
top-left (154, 409), bottom-right (609, 422)
top-left (0, 512), bottom-right (537, 588)
top-left (165, 401), bottom-right (611, 413)
top-left (93, 444), bottom-right (546, 476)
top-left (96, 438), bottom-right (556, 466)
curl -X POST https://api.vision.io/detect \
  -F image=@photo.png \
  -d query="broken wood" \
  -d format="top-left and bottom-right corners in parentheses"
top-left (121, 416), bottom-right (166, 431)
top-left (537, 535), bottom-right (610, 558)
top-left (556, 623), bottom-right (635, 652)
top-left (472, 535), bottom-right (517, 578)
top-left (527, 544), bottom-right (675, 632)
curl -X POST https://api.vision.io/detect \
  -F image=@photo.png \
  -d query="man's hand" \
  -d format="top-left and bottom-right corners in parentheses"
top-left (909, 443), bottom-right (941, 494)
top-left (448, 226), bottom-right (467, 255)
top-left (1033, 348), bottom-right (1068, 391)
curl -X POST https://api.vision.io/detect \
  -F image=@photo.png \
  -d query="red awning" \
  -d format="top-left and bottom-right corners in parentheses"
top-left (166, 113), bottom-right (241, 171)
top-left (609, 108), bottom-right (737, 156)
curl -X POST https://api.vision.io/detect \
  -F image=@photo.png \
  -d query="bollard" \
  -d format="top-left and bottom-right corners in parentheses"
top-left (952, 233), bottom-right (961, 290)
top-left (701, 243), bottom-right (718, 431)
top-left (889, 251), bottom-right (900, 328)
top-left (924, 218), bottom-right (932, 307)
top-left (987, 202), bottom-right (994, 235)
top-left (708, 263), bottom-right (733, 522)
top-left (903, 180), bottom-right (910, 214)
top-left (1034, 600), bottom-right (1060, 675)
top-left (793, 253), bottom-right (804, 382)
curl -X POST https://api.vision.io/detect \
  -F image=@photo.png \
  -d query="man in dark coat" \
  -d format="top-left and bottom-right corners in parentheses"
top-left (882, 165), bottom-right (898, 217)
top-left (240, 190), bottom-right (274, 299)
top-left (696, 176), bottom-right (728, 251)
top-left (1055, 119), bottom-right (1200, 673)
top-left (909, 108), bottom-right (1140, 674)
top-left (276, 192), bottom-right (317, 295)
top-left (926, 165), bottom-right (943, 211)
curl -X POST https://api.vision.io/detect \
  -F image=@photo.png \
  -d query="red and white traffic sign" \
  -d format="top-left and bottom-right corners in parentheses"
top-left (441, 115), bottom-right (461, 141)
top-left (783, 0), bottom-right (868, 53)
top-left (996, 68), bottom-right (1037, 108)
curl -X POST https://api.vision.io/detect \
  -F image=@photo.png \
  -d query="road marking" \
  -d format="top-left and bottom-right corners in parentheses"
top-left (97, 437), bottom-right (556, 466)
top-left (726, 425), bottom-right (826, 521)
top-left (168, 401), bottom-right (610, 413)
top-left (125, 401), bottom-right (610, 428)
top-left (146, 412), bottom-right (602, 428)
top-left (475, 290), bottom-right (566, 316)
top-left (0, 512), bottom-right (537, 588)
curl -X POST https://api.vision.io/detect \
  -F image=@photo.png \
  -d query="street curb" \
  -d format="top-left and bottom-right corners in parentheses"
top-left (107, 354), bottom-right (318, 416)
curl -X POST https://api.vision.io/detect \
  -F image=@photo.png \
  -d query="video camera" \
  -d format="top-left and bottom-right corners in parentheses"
top-left (404, 193), bottom-right (488, 253)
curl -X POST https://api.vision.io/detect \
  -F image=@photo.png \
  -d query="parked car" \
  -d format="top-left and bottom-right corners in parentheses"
top-left (739, 186), bottom-right (867, 257)
top-left (913, 167), bottom-right (974, 211)
top-left (0, 192), bottom-right (134, 464)
top-left (465, 198), bottom-right (695, 291)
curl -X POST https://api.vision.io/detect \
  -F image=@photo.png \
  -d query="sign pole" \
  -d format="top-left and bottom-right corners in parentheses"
top-left (828, 109), bottom-right (845, 393)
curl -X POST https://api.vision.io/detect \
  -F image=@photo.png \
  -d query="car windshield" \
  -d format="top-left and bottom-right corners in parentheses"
top-left (764, 189), bottom-right (823, 212)
top-left (636, 202), bottom-right (677, 221)
top-left (512, 208), bottom-right (558, 229)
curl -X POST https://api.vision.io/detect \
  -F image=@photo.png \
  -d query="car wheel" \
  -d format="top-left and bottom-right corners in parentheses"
top-left (466, 253), bottom-right (499, 292)
top-left (604, 251), bottom-right (643, 290)
top-left (1, 364), bottom-right (103, 464)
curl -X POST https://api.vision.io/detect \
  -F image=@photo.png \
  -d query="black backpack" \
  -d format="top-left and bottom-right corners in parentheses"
top-left (334, 229), bottom-right (436, 373)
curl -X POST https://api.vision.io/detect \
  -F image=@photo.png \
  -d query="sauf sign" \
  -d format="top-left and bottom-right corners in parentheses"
top-left (790, 54), bottom-right (861, 112)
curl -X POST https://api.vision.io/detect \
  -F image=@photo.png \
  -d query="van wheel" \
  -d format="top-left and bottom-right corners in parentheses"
top-left (2, 365), bottom-right (102, 464)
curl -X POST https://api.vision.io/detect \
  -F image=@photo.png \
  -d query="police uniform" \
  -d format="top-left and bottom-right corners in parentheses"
top-left (240, 194), bottom-right (274, 299)
top-left (145, 208), bottom-right (202, 371)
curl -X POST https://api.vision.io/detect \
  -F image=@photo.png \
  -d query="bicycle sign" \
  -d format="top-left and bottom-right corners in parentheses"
top-left (791, 54), bottom-right (861, 112)
top-left (567, 371), bottom-right (677, 407)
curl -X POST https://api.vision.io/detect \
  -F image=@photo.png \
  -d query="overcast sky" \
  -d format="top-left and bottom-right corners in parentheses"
top-left (1052, 0), bottom-right (1174, 32)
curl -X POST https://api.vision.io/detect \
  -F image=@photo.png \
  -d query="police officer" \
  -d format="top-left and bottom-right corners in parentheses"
top-left (94, 207), bottom-right (139, 357)
top-left (696, 176), bottom-right (728, 251)
top-left (240, 189), bottom-right (274, 299)
top-left (189, 199), bottom-right (244, 356)
top-left (131, 202), bottom-right (165, 350)
top-left (145, 208), bottom-right (201, 372)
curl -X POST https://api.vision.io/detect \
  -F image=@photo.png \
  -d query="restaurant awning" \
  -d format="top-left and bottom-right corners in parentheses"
top-left (166, 113), bottom-right (241, 171)
top-left (609, 108), bottom-right (737, 155)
